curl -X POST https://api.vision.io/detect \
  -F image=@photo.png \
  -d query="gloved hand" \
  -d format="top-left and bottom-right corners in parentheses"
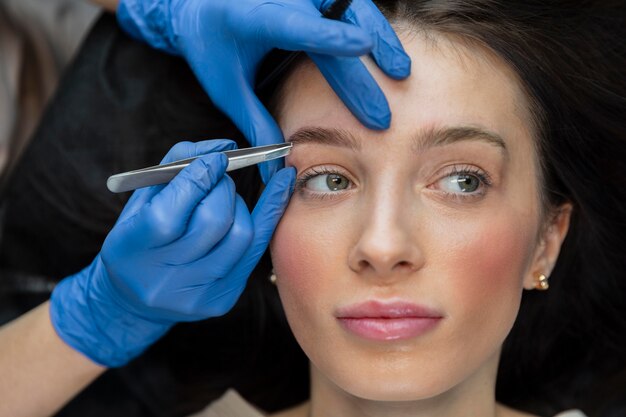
top-left (117, 0), bottom-right (411, 181)
top-left (50, 140), bottom-right (295, 367)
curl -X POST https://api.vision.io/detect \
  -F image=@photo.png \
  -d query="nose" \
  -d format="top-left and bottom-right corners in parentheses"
top-left (347, 199), bottom-right (424, 279)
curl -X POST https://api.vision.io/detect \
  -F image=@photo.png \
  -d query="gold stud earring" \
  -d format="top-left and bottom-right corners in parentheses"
top-left (535, 273), bottom-right (549, 290)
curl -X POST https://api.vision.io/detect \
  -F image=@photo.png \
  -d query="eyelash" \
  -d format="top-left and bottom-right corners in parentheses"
top-left (431, 165), bottom-right (493, 201)
top-left (294, 166), bottom-right (353, 200)
top-left (294, 165), bottom-right (494, 201)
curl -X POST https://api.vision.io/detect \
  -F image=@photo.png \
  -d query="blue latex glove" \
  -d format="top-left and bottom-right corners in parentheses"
top-left (50, 140), bottom-right (295, 367)
top-left (117, 0), bottom-right (411, 181)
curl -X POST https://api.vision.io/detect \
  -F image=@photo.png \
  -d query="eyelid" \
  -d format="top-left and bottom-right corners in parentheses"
top-left (294, 165), bottom-right (355, 198)
top-left (428, 164), bottom-right (493, 200)
top-left (296, 164), bottom-right (353, 181)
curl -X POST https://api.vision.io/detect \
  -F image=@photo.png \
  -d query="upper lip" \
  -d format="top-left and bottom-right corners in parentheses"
top-left (335, 300), bottom-right (443, 319)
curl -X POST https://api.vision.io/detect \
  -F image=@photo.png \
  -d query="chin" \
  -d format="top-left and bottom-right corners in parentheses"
top-left (316, 359), bottom-right (455, 402)
top-left (338, 378), bottom-right (450, 402)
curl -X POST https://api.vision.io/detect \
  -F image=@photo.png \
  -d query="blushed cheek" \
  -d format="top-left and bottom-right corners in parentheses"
top-left (269, 208), bottom-right (344, 358)
top-left (270, 211), bottom-right (326, 310)
top-left (437, 213), bottom-right (536, 323)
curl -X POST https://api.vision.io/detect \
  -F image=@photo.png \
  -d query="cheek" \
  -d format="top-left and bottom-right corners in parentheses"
top-left (269, 204), bottom-right (348, 318)
top-left (431, 208), bottom-right (537, 332)
top-left (272, 211), bottom-right (328, 287)
top-left (270, 202), bottom-right (356, 368)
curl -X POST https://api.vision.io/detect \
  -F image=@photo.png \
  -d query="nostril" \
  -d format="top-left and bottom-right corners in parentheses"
top-left (394, 261), bottom-right (415, 272)
top-left (357, 260), bottom-right (371, 271)
top-left (353, 259), bottom-right (414, 273)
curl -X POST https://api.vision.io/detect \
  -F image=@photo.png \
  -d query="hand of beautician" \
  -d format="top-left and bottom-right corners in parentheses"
top-left (50, 139), bottom-right (295, 367)
top-left (115, 0), bottom-right (411, 181)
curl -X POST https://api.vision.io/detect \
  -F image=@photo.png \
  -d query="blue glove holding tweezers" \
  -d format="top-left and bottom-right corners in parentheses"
top-left (117, 0), bottom-right (411, 182)
top-left (51, 140), bottom-right (295, 367)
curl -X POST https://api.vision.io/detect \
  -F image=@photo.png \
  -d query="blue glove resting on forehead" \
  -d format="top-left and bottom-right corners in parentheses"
top-left (116, 0), bottom-right (411, 182)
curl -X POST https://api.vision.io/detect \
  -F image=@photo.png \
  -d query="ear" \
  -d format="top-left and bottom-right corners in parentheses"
top-left (523, 203), bottom-right (573, 290)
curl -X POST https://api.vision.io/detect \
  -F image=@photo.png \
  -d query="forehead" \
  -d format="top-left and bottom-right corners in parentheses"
top-left (276, 31), bottom-right (535, 147)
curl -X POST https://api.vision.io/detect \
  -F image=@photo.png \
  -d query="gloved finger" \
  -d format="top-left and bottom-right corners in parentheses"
top-left (309, 52), bottom-right (391, 130)
top-left (160, 139), bottom-right (237, 164)
top-left (257, 158), bottom-right (284, 186)
top-left (194, 195), bottom-right (254, 278)
top-left (192, 168), bottom-right (295, 316)
top-left (207, 73), bottom-right (284, 183)
top-left (164, 242), bottom-right (250, 320)
top-left (218, 167), bottom-right (296, 290)
top-left (252, 7), bottom-right (372, 56)
top-left (185, 197), bottom-right (255, 318)
top-left (137, 153), bottom-right (229, 246)
top-left (115, 184), bottom-right (165, 225)
top-left (118, 140), bottom-right (237, 223)
top-left (343, 0), bottom-right (411, 80)
top-left (166, 175), bottom-right (237, 264)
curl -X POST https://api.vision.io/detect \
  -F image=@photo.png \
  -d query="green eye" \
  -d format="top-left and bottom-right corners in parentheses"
top-left (450, 174), bottom-right (480, 193)
top-left (325, 174), bottom-right (350, 191)
top-left (438, 173), bottom-right (482, 194)
top-left (305, 173), bottom-right (351, 192)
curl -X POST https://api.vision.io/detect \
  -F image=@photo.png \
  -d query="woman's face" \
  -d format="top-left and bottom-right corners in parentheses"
top-left (270, 33), bottom-right (564, 401)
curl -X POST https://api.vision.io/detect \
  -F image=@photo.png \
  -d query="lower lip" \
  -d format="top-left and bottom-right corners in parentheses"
top-left (338, 317), bottom-right (441, 341)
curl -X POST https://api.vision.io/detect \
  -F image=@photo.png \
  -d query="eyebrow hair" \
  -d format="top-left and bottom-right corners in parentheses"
top-left (287, 127), bottom-right (361, 151)
top-left (414, 126), bottom-right (508, 154)
top-left (286, 125), bottom-right (507, 154)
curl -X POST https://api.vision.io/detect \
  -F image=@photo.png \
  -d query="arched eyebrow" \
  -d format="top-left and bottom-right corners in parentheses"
top-left (414, 126), bottom-right (507, 155)
top-left (287, 126), bottom-right (507, 155)
top-left (287, 127), bottom-right (360, 151)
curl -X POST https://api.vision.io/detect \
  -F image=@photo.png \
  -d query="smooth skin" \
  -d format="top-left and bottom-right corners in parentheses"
top-left (269, 30), bottom-right (571, 417)
top-left (0, 302), bottom-right (105, 417)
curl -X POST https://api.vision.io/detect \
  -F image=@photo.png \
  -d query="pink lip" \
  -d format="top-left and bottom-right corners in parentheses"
top-left (335, 301), bottom-right (443, 341)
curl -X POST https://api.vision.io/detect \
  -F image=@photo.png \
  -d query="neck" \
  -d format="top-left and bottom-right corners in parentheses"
top-left (306, 352), bottom-right (502, 417)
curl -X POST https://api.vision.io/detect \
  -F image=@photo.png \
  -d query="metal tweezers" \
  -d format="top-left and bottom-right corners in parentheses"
top-left (106, 142), bottom-right (292, 193)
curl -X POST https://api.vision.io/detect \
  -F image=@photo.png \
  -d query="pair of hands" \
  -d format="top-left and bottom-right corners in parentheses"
top-left (50, 0), bottom-right (410, 367)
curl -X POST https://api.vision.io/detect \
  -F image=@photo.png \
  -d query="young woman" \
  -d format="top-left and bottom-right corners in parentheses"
top-left (216, 1), bottom-right (624, 415)
top-left (1, 1), bottom-right (624, 417)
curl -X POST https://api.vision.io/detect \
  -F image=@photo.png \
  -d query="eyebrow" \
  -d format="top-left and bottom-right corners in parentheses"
top-left (287, 126), bottom-right (508, 155)
top-left (287, 127), bottom-right (361, 151)
top-left (414, 126), bottom-right (508, 155)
